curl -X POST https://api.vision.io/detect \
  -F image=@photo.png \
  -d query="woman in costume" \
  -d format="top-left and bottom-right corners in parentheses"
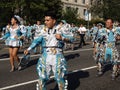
top-left (0, 15), bottom-right (26, 72)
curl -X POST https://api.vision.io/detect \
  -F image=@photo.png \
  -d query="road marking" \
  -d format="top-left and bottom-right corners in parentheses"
top-left (0, 48), bottom-right (93, 61)
top-left (0, 65), bottom-right (97, 90)
top-left (69, 66), bottom-right (97, 74)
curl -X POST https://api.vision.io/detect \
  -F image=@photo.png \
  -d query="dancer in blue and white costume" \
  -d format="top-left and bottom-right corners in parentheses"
top-left (26, 23), bottom-right (33, 43)
top-left (91, 24), bottom-right (98, 48)
top-left (33, 21), bottom-right (44, 39)
top-left (95, 19), bottom-right (120, 80)
top-left (115, 24), bottom-right (120, 42)
top-left (70, 23), bottom-right (79, 44)
top-left (24, 12), bottom-right (74, 90)
top-left (93, 23), bottom-right (105, 59)
top-left (0, 15), bottom-right (26, 72)
top-left (33, 21), bottom-right (44, 53)
top-left (57, 20), bottom-right (73, 50)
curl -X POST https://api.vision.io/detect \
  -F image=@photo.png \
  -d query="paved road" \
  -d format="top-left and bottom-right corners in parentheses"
top-left (0, 41), bottom-right (120, 90)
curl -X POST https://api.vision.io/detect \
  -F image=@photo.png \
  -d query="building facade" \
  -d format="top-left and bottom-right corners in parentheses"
top-left (61, 0), bottom-right (93, 19)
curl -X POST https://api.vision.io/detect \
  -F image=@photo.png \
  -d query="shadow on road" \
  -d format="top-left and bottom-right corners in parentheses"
top-left (65, 53), bottom-right (80, 61)
top-left (73, 42), bottom-right (90, 50)
top-left (67, 70), bottom-right (89, 90)
top-left (102, 64), bottom-right (114, 75)
top-left (51, 70), bottom-right (89, 90)
top-left (0, 51), bottom-right (24, 59)
top-left (27, 59), bottom-right (38, 67)
top-left (0, 53), bottom-right (9, 59)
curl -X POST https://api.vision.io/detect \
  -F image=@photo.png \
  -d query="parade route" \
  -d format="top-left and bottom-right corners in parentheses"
top-left (0, 48), bottom-right (93, 61)
top-left (0, 43), bottom-right (120, 90)
top-left (1, 0), bottom-right (120, 90)
top-left (0, 66), bottom-right (97, 90)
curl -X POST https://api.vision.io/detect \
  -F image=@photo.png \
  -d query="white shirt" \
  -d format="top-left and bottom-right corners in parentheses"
top-left (78, 27), bottom-right (87, 34)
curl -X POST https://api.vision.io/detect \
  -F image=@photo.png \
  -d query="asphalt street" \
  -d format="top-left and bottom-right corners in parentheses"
top-left (0, 41), bottom-right (120, 90)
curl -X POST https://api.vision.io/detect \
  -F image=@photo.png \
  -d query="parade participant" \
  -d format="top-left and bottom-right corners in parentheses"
top-left (96, 19), bottom-right (120, 80)
top-left (91, 24), bottom-right (98, 33)
top-left (5, 23), bottom-right (11, 33)
top-left (0, 15), bottom-right (26, 72)
top-left (70, 23), bottom-right (78, 33)
top-left (57, 20), bottom-right (71, 34)
top-left (33, 20), bottom-right (44, 39)
top-left (26, 23), bottom-right (33, 43)
top-left (78, 24), bottom-right (87, 48)
top-left (116, 24), bottom-right (120, 41)
top-left (57, 20), bottom-right (67, 29)
top-left (91, 24), bottom-right (98, 48)
top-left (70, 23), bottom-right (79, 42)
top-left (24, 11), bottom-right (73, 90)
top-left (57, 20), bottom-right (73, 50)
top-left (19, 19), bottom-right (27, 47)
top-left (2, 23), bottom-right (11, 36)
top-left (33, 20), bottom-right (43, 54)
top-left (2, 27), bottom-right (6, 36)
top-left (93, 23), bottom-right (105, 59)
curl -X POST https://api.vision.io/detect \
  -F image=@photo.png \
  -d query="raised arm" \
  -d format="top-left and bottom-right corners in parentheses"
top-left (29, 36), bottom-right (43, 50)
top-left (61, 33), bottom-right (74, 43)
top-left (0, 31), bottom-right (10, 40)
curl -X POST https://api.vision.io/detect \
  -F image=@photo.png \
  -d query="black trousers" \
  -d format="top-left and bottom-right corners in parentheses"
top-left (79, 34), bottom-right (86, 47)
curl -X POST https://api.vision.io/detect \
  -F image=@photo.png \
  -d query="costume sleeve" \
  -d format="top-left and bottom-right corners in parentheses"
top-left (61, 33), bottom-right (74, 43)
top-left (27, 36), bottom-right (43, 51)
top-left (116, 28), bottom-right (120, 35)
top-left (1, 32), bottom-right (10, 40)
top-left (20, 25), bottom-right (27, 37)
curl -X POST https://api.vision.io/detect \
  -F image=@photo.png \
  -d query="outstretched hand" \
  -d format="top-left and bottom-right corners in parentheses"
top-left (55, 34), bottom-right (62, 40)
top-left (24, 50), bottom-right (29, 55)
top-left (0, 38), bottom-right (3, 40)
top-left (14, 36), bottom-right (19, 39)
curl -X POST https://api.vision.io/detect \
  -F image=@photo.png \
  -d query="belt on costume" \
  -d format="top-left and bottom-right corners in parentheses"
top-left (107, 42), bottom-right (115, 47)
top-left (43, 46), bottom-right (61, 48)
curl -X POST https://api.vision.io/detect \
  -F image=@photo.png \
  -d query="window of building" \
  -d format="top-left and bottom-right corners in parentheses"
top-left (76, 8), bottom-right (79, 13)
top-left (83, 9), bottom-right (86, 15)
top-left (66, 6), bottom-right (71, 10)
top-left (82, 0), bottom-right (85, 4)
top-left (75, 0), bottom-right (77, 3)
top-left (98, 0), bottom-right (102, 4)
top-left (90, 0), bottom-right (93, 5)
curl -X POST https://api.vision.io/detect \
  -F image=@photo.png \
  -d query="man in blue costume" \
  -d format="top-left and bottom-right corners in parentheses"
top-left (91, 24), bottom-right (98, 48)
top-left (116, 24), bottom-right (120, 42)
top-left (32, 20), bottom-right (44, 54)
top-left (96, 19), bottom-right (120, 80)
top-left (26, 23), bottom-right (33, 43)
top-left (24, 11), bottom-right (73, 90)
top-left (93, 23), bottom-right (105, 59)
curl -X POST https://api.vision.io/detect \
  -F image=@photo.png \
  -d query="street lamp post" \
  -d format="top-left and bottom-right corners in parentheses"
top-left (87, 6), bottom-right (89, 29)
top-left (86, 1), bottom-right (90, 29)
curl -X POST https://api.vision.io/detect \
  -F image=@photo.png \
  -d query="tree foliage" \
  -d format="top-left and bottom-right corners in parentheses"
top-left (90, 0), bottom-right (120, 21)
top-left (62, 7), bottom-right (80, 25)
top-left (0, 0), bottom-right (63, 27)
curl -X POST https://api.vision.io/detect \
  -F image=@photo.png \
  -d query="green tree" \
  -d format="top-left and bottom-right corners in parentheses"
top-left (0, 0), bottom-right (63, 27)
top-left (91, 0), bottom-right (120, 21)
top-left (62, 7), bottom-right (79, 24)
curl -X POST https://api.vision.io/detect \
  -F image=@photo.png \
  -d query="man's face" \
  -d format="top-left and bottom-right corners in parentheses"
top-left (37, 21), bottom-right (41, 25)
top-left (98, 25), bottom-right (102, 29)
top-left (59, 22), bottom-right (64, 26)
top-left (80, 24), bottom-right (83, 27)
top-left (106, 19), bottom-right (113, 29)
top-left (93, 24), bottom-right (95, 26)
top-left (44, 16), bottom-right (56, 29)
